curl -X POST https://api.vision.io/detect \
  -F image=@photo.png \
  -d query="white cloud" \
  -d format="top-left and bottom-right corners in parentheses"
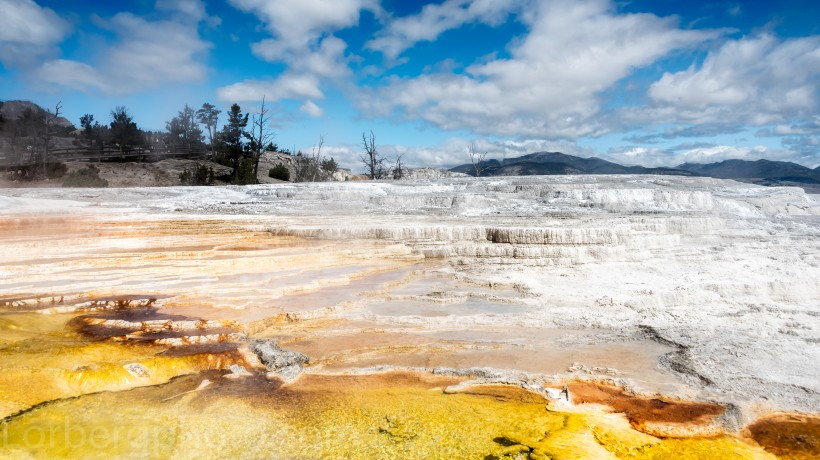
top-left (156, 0), bottom-right (206, 22)
top-left (253, 35), bottom-right (351, 79)
top-left (217, 74), bottom-right (323, 102)
top-left (756, 118), bottom-right (820, 137)
top-left (227, 0), bottom-right (372, 73)
top-left (228, 0), bottom-right (376, 50)
top-left (604, 146), bottom-right (674, 167)
top-left (367, 0), bottom-right (520, 60)
top-left (35, 12), bottom-right (210, 94)
top-left (299, 99), bottom-right (324, 117)
top-left (0, 0), bottom-right (70, 66)
top-left (648, 34), bottom-right (820, 124)
top-left (34, 59), bottom-right (109, 92)
top-left (313, 144), bottom-right (359, 170)
top-left (360, 0), bottom-right (718, 139)
top-left (220, 0), bottom-right (376, 106)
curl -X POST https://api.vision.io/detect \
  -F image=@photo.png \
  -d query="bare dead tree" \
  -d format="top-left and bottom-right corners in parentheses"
top-left (291, 150), bottom-right (310, 182)
top-left (361, 130), bottom-right (385, 179)
top-left (468, 142), bottom-right (488, 177)
top-left (308, 135), bottom-right (325, 182)
top-left (248, 95), bottom-right (275, 180)
top-left (392, 153), bottom-right (405, 180)
top-left (42, 101), bottom-right (62, 178)
top-left (289, 144), bottom-right (304, 182)
top-left (291, 136), bottom-right (328, 183)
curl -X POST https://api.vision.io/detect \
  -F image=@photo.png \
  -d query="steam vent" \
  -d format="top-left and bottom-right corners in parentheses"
top-left (1, 176), bottom-right (819, 459)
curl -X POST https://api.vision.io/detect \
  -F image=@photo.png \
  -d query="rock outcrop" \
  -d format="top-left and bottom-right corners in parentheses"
top-left (248, 339), bottom-right (310, 382)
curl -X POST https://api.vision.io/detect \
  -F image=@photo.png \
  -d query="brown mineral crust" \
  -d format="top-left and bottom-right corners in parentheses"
top-left (562, 381), bottom-right (727, 437)
top-left (2, 294), bottom-right (165, 314)
top-left (158, 342), bottom-right (243, 357)
top-left (183, 348), bottom-right (254, 370)
top-left (744, 413), bottom-right (820, 460)
top-left (288, 370), bottom-right (465, 393)
top-left (70, 306), bottom-right (243, 343)
top-left (443, 383), bottom-right (550, 404)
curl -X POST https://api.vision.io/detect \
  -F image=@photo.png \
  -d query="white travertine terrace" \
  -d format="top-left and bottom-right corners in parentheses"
top-left (1, 175), bottom-right (818, 420)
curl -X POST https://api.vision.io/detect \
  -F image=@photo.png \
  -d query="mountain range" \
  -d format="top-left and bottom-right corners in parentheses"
top-left (450, 152), bottom-right (820, 192)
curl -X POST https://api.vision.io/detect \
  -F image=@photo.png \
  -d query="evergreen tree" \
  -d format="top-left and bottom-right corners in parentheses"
top-left (217, 103), bottom-right (248, 183)
top-left (166, 104), bottom-right (204, 155)
top-left (109, 106), bottom-right (141, 158)
top-left (79, 114), bottom-right (94, 143)
top-left (196, 103), bottom-right (221, 157)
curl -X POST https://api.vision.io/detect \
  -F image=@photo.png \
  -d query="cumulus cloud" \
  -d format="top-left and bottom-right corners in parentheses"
top-left (35, 12), bottom-right (209, 94)
top-left (253, 35), bottom-right (351, 79)
top-left (221, 0), bottom-right (375, 104)
top-left (217, 74), bottom-right (323, 102)
top-left (757, 117), bottom-right (820, 138)
top-left (155, 0), bottom-right (221, 26)
top-left (604, 146), bottom-right (675, 167)
top-left (299, 99), bottom-right (324, 117)
top-left (648, 34), bottom-right (820, 124)
top-left (156, 0), bottom-right (206, 21)
top-left (34, 59), bottom-right (108, 91)
top-left (367, 0), bottom-right (520, 60)
top-left (360, 0), bottom-right (717, 139)
top-left (228, 0), bottom-right (376, 51)
top-left (633, 35), bottom-right (820, 162)
top-left (0, 0), bottom-right (70, 66)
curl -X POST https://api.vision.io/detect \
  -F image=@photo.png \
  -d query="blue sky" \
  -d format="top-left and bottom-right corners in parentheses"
top-left (1, 0), bottom-right (819, 170)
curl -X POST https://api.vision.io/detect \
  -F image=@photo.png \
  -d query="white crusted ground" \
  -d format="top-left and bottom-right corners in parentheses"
top-left (1, 175), bottom-right (818, 418)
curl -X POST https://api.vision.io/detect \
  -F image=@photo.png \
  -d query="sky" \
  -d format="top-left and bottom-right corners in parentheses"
top-left (1, 0), bottom-right (819, 171)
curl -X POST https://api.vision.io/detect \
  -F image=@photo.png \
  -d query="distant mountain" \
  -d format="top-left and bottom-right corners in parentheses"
top-left (450, 151), bottom-right (694, 177)
top-left (0, 100), bottom-right (75, 129)
top-left (449, 152), bottom-right (820, 192)
top-left (676, 159), bottom-right (820, 182)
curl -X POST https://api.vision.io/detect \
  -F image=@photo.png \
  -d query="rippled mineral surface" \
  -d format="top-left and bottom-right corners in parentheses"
top-left (1, 176), bottom-right (818, 459)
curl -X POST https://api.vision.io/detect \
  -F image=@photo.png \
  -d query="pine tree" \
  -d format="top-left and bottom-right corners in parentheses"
top-left (166, 104), bottom-right (204, 155)
top-left (218, 103), bottom-right (248, 183)
top-left (196, 103), bottom-right (221, 157)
